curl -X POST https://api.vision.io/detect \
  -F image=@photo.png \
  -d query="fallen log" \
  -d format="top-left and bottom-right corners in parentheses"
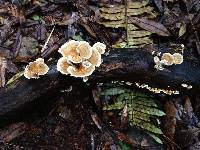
top-left (0, 48), bottom-right (200, 118)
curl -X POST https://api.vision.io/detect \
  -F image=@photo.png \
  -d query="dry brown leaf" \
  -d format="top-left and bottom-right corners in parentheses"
top-left (184, 96), bottom-right (193, 119)
top-left (0, 122), bottom-right (27, 143)
top-left (130, 17), bottom-right (171, 36)
top-left (163, 101), bottom-right (177, 140)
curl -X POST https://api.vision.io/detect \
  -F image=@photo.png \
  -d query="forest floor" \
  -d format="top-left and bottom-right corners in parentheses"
top-left (0, 0), bottom-right (200, 149)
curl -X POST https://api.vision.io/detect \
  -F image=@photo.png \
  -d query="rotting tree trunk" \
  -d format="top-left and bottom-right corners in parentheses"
top-left (0, 48), bottom-right (200, 118)
top-left (92, 49), bottom-right (200, 91)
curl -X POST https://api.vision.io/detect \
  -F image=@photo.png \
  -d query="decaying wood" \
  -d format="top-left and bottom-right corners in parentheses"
top-left (0, 122), bottom-right (27, 143)
top-left (0, 48), bottom-right (200, 118)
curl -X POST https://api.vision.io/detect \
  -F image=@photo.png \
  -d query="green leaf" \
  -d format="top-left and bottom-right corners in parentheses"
top-left (101, 88), bottom-right (126, 96)
top-left (118, 141), bottom-right (132, 150)
top-left (130, 118), bottom-right (163, 134)
top-left (103, 101), bottom-right (125, 110)
top-left (97, 0), bottom-right (155, 48)
top-left (127, 103), bottom-right (165, 116)
top-left (178, 22), bottom-right (186, 37)
top-left (100, 84), bottom-right (165, 144)
top-left (146, 132), bottom-right (163, 144)
top-left (6, 71), bottom-right (24, 86)
top-left (32, 14), bottom-right (40, 21)
top-left (72, 35), bottom-right (84, 41)
top-left (129, 110), bottom-right (151, 122)
top-left (116, 93), bottom-right (135, 102)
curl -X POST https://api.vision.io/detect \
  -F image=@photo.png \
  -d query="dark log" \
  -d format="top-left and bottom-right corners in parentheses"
top-left (0, 48), bottom-right (200, 118)
top-left (92, 49), bottom-right (200, 91)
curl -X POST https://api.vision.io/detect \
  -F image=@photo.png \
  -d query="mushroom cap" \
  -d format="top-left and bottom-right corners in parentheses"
top-left (161, 53), bottom-right (174, 66)
top-left (57, 57), bottom-right (70, 75)
top-left (58, 40), bottom-right (79, 58)
top-left (24, 58), bottom-right (49, 79)
top-left (88, 47), bottom-right (102, 67)
top-left (76, 41), bottom-right (92, 59)
top-left (173, 53), bottom-right (183, 64)
top-left (67, 65), bottom-right (95, 78)
top-left (68, 55), bottom-right (82, 63)
top-left (93, 42), bottom-right (106, 54)
top-left (154, 56), bottom-right (160, 63)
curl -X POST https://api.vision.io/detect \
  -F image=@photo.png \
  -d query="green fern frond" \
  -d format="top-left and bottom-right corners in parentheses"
top-left (103, 101), bottom-right (125, 110)
top-left (100, 87), bottom-right (128, 96)
top-left (146, 132), bottom-right (163, 144)
top-left (129, 110), bottom-right (151, 122)
top-left (129, 118), bottom-right (163, 134)
top-left (129, 104), bottom-right (165, 116)
top-left (97, 0), bottom-right (156, 48)
top-left (100, 85), bottom-right (165, 144)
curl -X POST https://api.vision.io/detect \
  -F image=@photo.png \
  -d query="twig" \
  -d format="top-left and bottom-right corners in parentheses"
top-left (41, 25), bottom-right (55, 53)
top-left (0, 57), bottom-right (7, 87)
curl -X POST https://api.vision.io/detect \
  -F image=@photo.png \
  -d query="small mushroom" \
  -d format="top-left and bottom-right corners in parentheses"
top-left (173, 53), bottom-right (183, 64)
top-left (67, 65), bottom-right (95, 78)
top-left (154, 56), bottom-right (164, 70)
top-left (88, 47), bottom-right (102, 67)
top-left (76, 41), bottom-right (92, 59)
top-left (154, 56), bottom-right (160, 63)
top-left (58, 40), bottom-right (79, 58)
top-left (57, 57), bottom-right (70, 75)
top-left (24, 58), bottom-right (49, 79)
top-left (93, 42), bottom-right (106, 54)
top-left (161, 53), bottom-right (174, 66)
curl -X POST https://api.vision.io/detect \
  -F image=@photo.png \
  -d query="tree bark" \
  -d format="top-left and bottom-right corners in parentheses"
top-left (0, 48), bottom-right (200, 117)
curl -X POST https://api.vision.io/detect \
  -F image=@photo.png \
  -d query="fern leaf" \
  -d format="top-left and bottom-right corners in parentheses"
top-left (103, 101), bottom-right (125, 110)
top-left (133, 97), bottom-right (158, 108)
top-left (129, 104), bottom-right (165, 116)
top-left (129, 110), bottom-right (151, 122)
top-left (100, 84), bottom-right (165, 144)
top-left (130, 118), bottom-right (163, 134)
top-left (146, 132), bottom-right (163, 144)
top-left (100, 87), bottom-right (126, 96)
top-left (98, 0), bottom-right (156, 48)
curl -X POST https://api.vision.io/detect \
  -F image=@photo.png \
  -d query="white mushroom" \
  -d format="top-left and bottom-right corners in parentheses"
top-left (24, 58), bottom-right (49, 79)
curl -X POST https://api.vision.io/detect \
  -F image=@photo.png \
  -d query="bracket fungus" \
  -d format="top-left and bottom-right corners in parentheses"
top-left (58, 40), bottom-right (79, 58)
top-left (57, 40), bottom-right (106, 81)
top-left (93, 42), bottom-right (107, 54)
top-left (154, 52), bottom-right (183, 70)
top-left (88, 47), bottom-right (102, 67)
top-left (24, 58), bottom-right (49, 79)
top-left (161, 53), bottom-right (174, 66)
top-left (57, 57), bottom-right (70, 75)
top-left (181, 83), bottom-right (192, 89)
top-left (172, 53), bottom-right (183, 64)
top-left (135, 82), bottom-right (179, 95)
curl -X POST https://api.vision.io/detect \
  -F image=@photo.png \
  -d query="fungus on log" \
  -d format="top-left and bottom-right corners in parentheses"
top-left (0, 48), bottom-right (200, 118)
top-left (24, 58), bottom-right (49, 79)
top-left (56, 40), bottom-right (106, 78)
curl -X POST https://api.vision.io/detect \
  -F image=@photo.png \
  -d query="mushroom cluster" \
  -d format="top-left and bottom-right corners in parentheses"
top-left (24, 58), bottom-right (49, 79)
top-left (57, 40), bottom-right (106, 80)
top-left (154, 52), bottom-right (183, 70)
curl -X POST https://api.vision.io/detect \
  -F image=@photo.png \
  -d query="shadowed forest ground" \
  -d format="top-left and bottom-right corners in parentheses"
top-left (0, 0), bottom-right (200, 149)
